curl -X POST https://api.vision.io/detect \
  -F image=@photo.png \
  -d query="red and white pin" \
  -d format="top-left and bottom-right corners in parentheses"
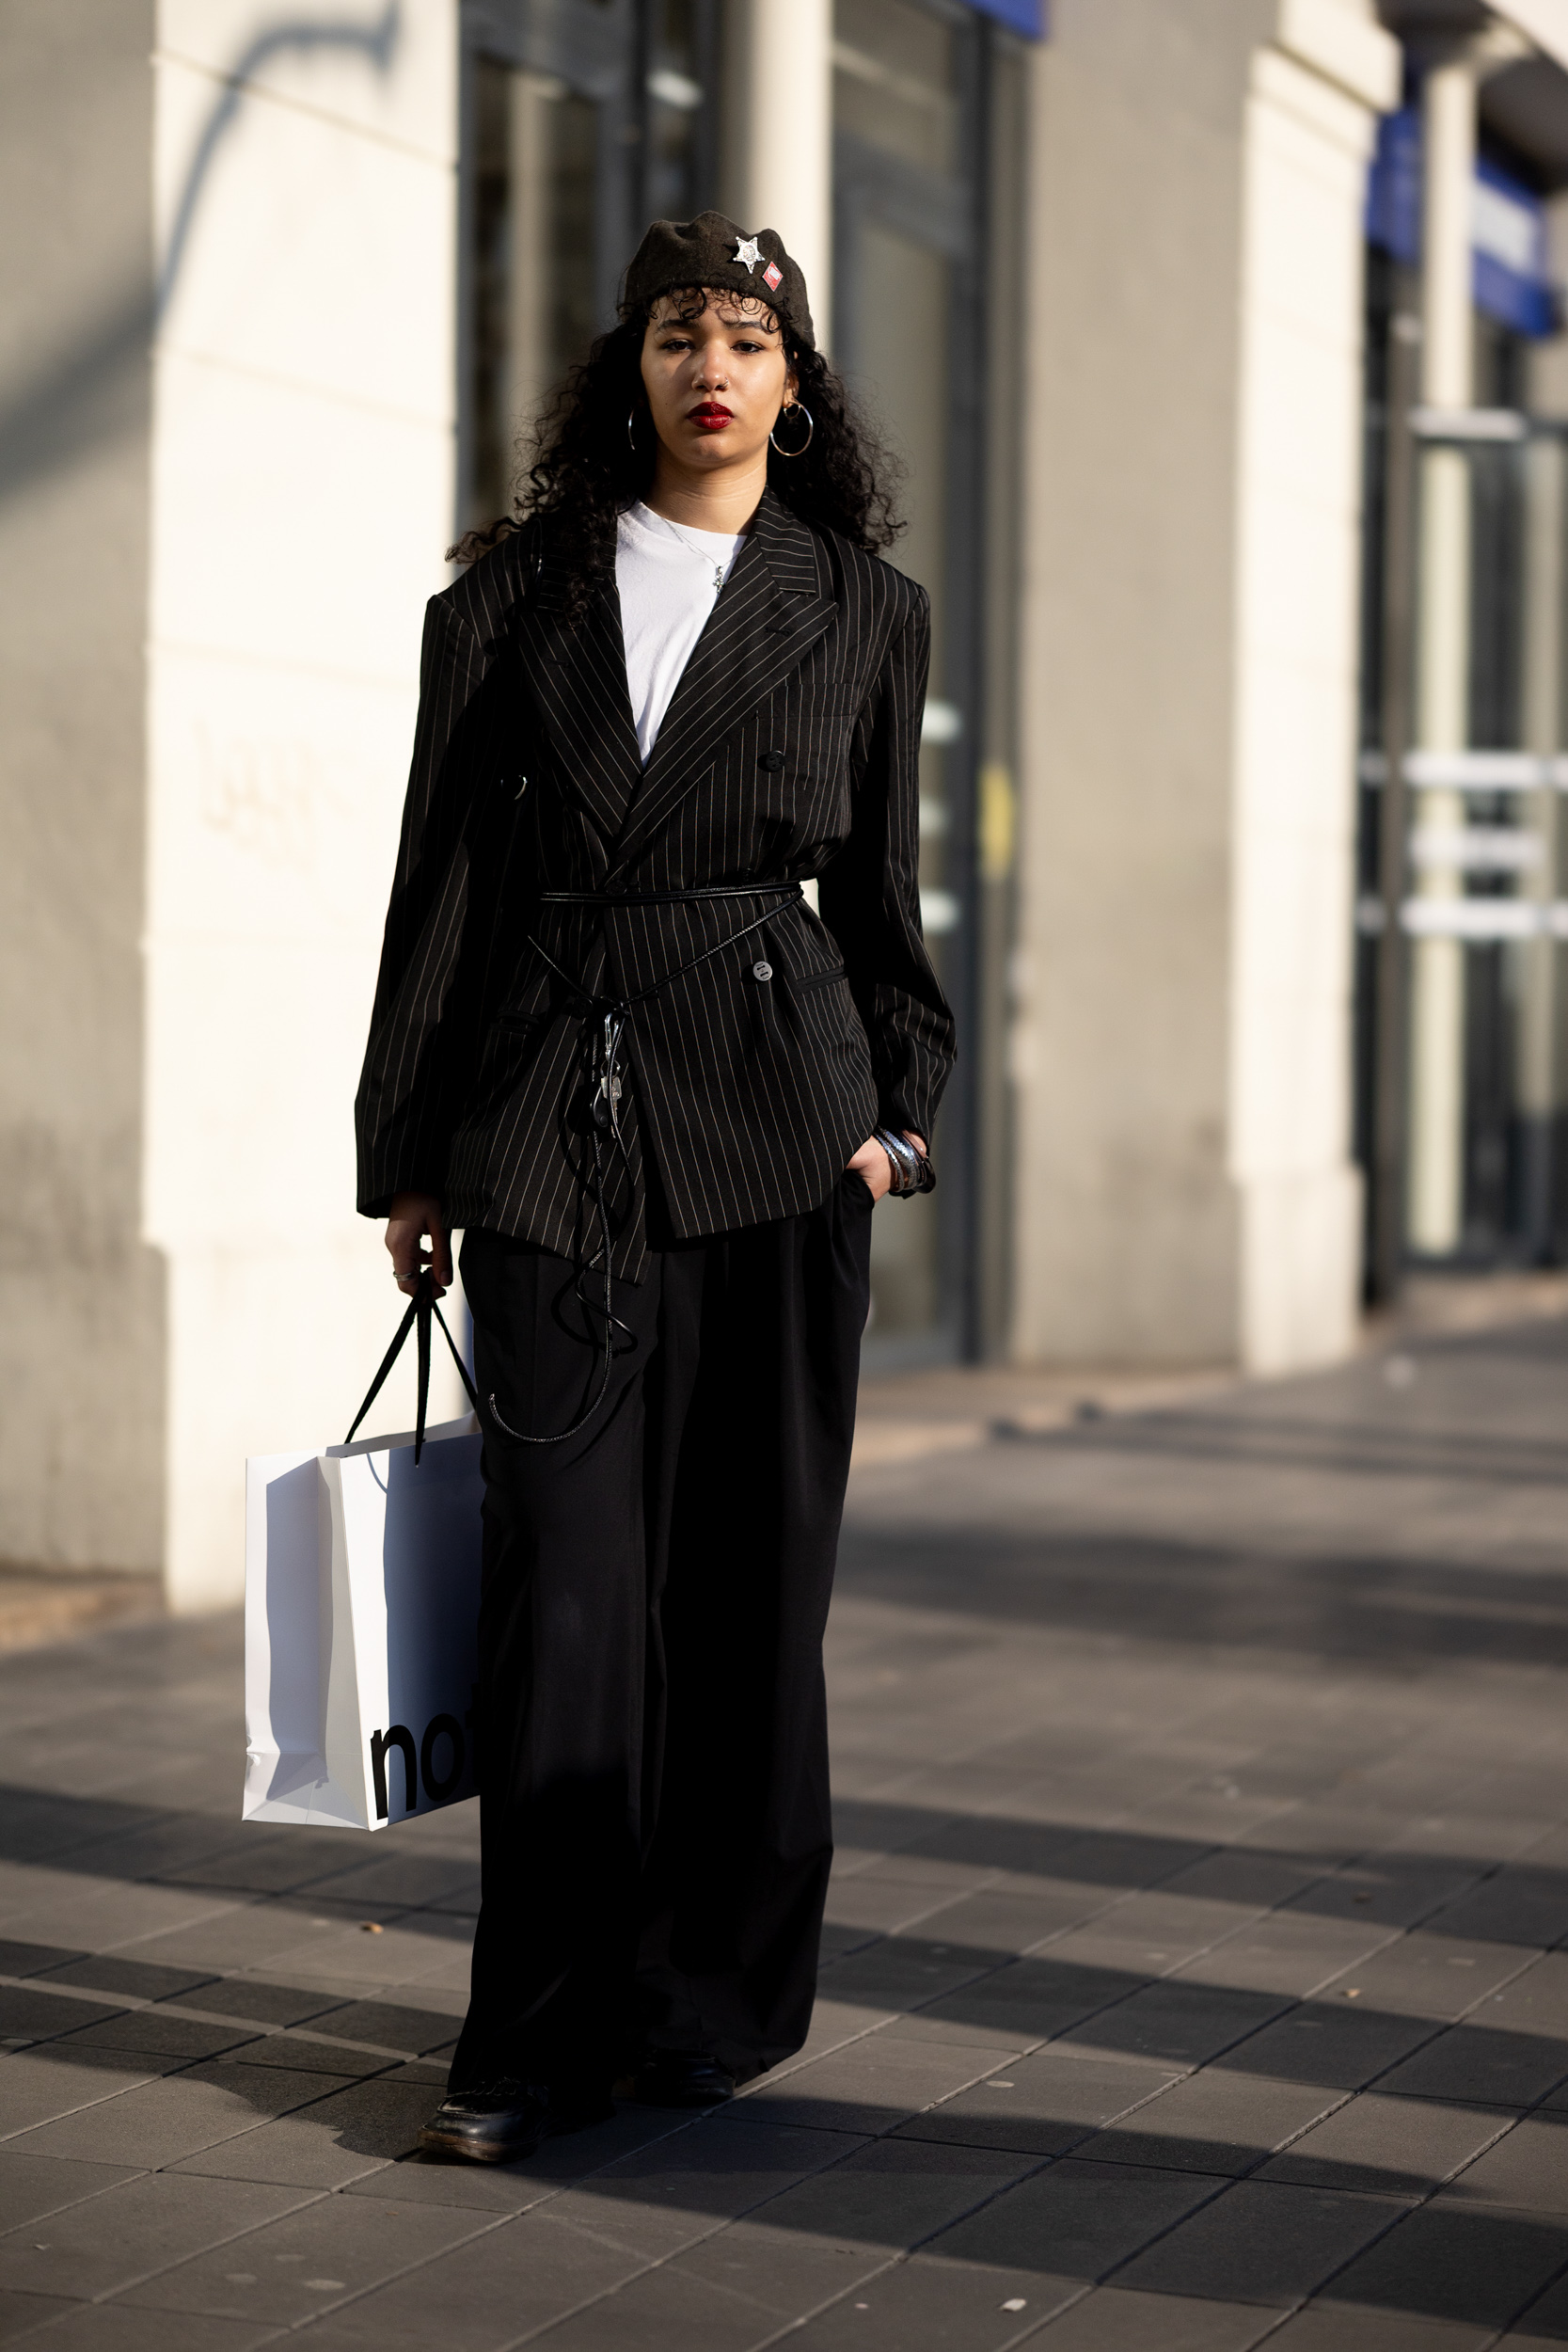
top-left (762, 259), bottom-right (783, 294)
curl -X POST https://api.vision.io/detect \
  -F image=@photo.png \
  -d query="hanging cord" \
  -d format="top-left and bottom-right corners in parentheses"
top-left (343, 1272), bottom-right (481, 1466)
top-left (487, 884), bottom-right (803, 1445)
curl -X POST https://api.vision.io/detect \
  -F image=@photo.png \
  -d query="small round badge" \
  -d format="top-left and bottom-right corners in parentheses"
top-left (752, 961), bottom-right (773, 982)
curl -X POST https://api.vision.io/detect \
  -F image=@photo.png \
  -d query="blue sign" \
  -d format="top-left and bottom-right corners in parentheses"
top-left (1367, 105), bottom-right (1557, 339)
top-left (965, 0), bottom-right (1044, 40)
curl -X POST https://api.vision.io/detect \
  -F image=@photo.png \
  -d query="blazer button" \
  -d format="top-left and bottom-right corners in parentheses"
top-left (759, 748), bottom-right (785, 771)
top-left (752, 960), bottom-right (773, 982)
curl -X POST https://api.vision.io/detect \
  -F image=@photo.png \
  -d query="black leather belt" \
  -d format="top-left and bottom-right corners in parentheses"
top-left (537, 883), bottom-right (804, 907)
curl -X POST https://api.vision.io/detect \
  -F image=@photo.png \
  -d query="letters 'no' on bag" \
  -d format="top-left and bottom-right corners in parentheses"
top-left (242, 1277), bottom-right (484, 1834)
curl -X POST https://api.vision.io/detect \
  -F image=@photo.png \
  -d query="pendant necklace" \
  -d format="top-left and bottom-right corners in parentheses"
top-left (655, 511), bottom-right (730, 594)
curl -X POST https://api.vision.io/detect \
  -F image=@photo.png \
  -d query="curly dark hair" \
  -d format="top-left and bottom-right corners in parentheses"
top-left (449, 286), bottom-right (904, 614)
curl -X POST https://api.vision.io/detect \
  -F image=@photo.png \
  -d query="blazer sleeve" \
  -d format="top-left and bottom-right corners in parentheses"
top-left (355, 595), bottom-right (495, 1216)
top-left (817, 582), bottom-right (956, 1143)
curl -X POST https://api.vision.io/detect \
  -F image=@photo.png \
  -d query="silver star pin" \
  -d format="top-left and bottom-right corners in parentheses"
top-left (733, 235), bottom-right (763, 274)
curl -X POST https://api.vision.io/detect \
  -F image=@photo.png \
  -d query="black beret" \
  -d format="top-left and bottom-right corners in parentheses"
top-left (622, 211), bottom-right (816, 350)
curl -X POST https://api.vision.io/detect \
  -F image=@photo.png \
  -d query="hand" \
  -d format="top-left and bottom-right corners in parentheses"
top-left (846, 1132), bottom-right (927, 1203)
top-left (386, 1192), bottom-right (451, 1297)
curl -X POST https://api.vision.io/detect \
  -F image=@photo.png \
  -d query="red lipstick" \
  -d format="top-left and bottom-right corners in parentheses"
top-left (689, 403), bottom-right (733, 432)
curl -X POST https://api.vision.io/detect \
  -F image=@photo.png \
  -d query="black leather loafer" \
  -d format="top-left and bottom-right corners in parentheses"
top-left (418, 2077), bottom-right (551, 2163)
top-left (630, 2052), bottom-right (736, 2107)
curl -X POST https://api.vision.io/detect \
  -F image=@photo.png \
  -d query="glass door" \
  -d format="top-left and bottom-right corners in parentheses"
top-left (832, 0), bottom-right (994, 1361)
top-left (461, 0), bottom-right (721, 531)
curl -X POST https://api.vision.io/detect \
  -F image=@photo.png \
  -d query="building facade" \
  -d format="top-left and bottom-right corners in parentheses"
top-left (6, 0), bottom-right (1563, 1608)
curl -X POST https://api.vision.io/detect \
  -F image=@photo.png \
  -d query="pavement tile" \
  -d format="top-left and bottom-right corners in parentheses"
top-left (784, 2253), bottom-right (1079, 2349)
top-left (661, 2217), bottom-right (890, 2321)
top-left (1261, 2091), bottom-right (1516, 2193)
top-left (1375, 2021), bottom-right (1568, 2106)
top-left (204, 2032), bottom-right (390, 2078)
top-left (913, 1959), bottom-right (1148, 2047)
top-left (1156, 1852), bottom-right (1328, 1912)
top-left (11, 2311), bottom-right (281, 2350)
top-left (1058, 1983), bottom-right (1289, 2069)
top-left (544, 2114), bottom-right (863, 2249)
top-left (175, 1980), bottom-right (351, 2028)
top-left (37, 1960), bottom-right (220, 2004)
top-left (121, 1912), bottom-right (362, 1974)
top-left (1311, 1931), bottom-right (1538, 2021)
top-left (164, 2071), bottom-right (442, 2183)
top-left (922, 2157), bottom-right (1224, 2280)
top-left (0, 2151), bottom-right (145, 2231)
top-left (0, 2171), bottom-right (312, 2302)
top-left (728, 2135), bottom-right (1035, 2254)
top-left (0, 2292), bottom-right (75, 2344)
top-left (1285, 1864), bottom-right (1489, 1931)
top-left (287, 1998), bottom-right (462, 2056)
top-left (1314, 2197), bottom-right (1568, 2330)
top-left (1441, 2111), bottom-right (1568, 2211)
top-left (1014, 2285), bottom-right (1278, 2348)
top-left (118, 2188), bottom-right (491, 2320)
top-left (8, 2060), bottom-right (359, 2167)
top-left (1176, 1913), bottom-right (1398, 1998)
top-left (892, 2049), bottom-right (1182, 2157)
top-left (1078, 2068), bottom-right (1342, 2175)
top-left (1501, 2264), bottom-right (1568, 2344)
top-left (1043, 1895), bottom-right (1262, 1978)
top-left (736, 2038), bottom-right (1020, 2135)
top-left (276, 2207), bottom-right (650, 2349)
top-left (0, 1989), bottom-right (128, 2046)
top-left (814, 1941), bottom-right (1003, 2014)
top-left (1264, 2310), bottom-right (1492, 2351)
top-left (0, 2048), bottom-right (176, 2137)
top-left (825, 1878), bottom-right (961, 1936)
top-left (47, 2014), bottom-right (261, 2062)
top-left (1210, 2000), bottom-right (1437, 2090)
top-left (0, 1943), bottom-right (87, 1979)
top-left (1423, 1868), bottom-right (1568, 1952)
top-left (917, 1889), bottom-right (1127, 1955)
top-left (1113, 2179), bottom-right (1405, 2303)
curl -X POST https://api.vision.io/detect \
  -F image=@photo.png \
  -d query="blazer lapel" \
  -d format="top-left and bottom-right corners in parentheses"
top-left (610, 491), bottom-right (837, 874)
top-left (516, 542), bottom-right (642, 852)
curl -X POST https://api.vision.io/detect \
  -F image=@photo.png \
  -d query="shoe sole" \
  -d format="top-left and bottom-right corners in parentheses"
top-left (416, 2123), bottom-right (545, 2164)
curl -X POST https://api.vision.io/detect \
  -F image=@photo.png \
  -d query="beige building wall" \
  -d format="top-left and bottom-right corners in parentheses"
top-left (0, 2), bottom-right (165, 1577)
top-left (146, 3), bottom-right (464, 1611)
top-left (1012, 0), bottom-right (1395, 1370)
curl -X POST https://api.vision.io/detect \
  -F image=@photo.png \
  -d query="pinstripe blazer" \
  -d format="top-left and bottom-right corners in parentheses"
top-left (355, 489), bottom-right (955, 1278)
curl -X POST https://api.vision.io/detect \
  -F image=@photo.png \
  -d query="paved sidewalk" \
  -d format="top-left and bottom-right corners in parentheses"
top-left (2, 1314), bottom-right (1566, 2350)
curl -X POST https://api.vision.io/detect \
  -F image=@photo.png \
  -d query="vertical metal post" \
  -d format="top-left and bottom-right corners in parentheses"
top-left (1370, 310), bottom-right (1419, 1305)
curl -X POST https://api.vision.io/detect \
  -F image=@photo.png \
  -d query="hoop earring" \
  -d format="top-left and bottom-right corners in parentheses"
top-left (626, 409), bottom-right (639, 452)
top-left (768, 403), bottom-right (814, 457)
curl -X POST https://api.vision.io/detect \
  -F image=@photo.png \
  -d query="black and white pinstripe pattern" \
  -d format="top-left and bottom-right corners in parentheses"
top-left (355, 491), bottom-right (955, 1278)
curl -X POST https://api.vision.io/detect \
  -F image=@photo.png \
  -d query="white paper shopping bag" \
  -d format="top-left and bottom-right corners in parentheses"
top-left (243, 1279), bottom-right (485, 1832)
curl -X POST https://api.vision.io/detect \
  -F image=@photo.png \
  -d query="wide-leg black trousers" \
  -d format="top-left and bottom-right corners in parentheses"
top-left (448, 1169), bottom-right (874, 2092)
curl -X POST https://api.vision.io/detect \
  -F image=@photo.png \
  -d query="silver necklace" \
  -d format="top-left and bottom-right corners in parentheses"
top-left (652, 509), bottom-right (730, 593)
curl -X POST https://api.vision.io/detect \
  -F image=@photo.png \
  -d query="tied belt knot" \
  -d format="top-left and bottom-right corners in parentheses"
top-left (495, 882), bottom-right (806, 1446)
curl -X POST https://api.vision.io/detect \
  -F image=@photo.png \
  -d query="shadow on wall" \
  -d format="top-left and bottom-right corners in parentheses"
top-left (0, 3), bottom-right (403, 516)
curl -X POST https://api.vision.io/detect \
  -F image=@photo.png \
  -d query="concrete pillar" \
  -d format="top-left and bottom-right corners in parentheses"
top-left (0, 0), bottom-right (163, 1581)
top-left (1405, 49), bottom-right (1476, 1256)
top-left (743, 0), bottom-right (833, 343)
top-left (145, 1), bottom-right (464, 1610)
top-left (1011, 0), bottom-right (1396, 1373)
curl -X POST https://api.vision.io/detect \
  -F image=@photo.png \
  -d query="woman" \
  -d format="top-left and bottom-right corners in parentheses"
top-left (356, 211), bottom-right (954, 2164)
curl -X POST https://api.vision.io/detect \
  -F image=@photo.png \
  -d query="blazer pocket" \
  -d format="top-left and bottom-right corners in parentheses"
top-left (788, 961), bottom-right (849, 993)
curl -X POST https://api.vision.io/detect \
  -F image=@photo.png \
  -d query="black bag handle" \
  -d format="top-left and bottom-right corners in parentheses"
top-left (343, 1273), bottom-right (481, 1464)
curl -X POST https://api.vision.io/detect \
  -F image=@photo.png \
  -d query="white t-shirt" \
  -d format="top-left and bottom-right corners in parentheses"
top-left (616, 501), bottom-right (748, 763)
